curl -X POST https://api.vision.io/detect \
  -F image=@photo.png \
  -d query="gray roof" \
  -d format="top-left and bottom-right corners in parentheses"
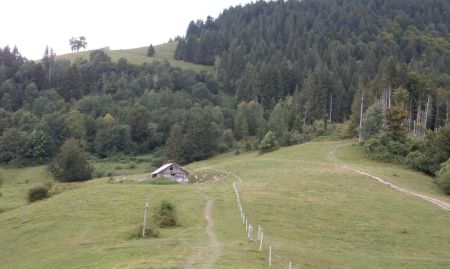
top-left (151, 163), bottom-right (189, 175)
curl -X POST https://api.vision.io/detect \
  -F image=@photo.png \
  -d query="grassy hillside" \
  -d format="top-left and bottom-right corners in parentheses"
top-left (56, 42), bottom-right (215, 74)
top-left (1, 141), bottom-right (450, 268)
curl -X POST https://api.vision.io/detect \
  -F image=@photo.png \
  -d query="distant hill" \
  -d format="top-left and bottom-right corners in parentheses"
top-left (57, 42), bottom-right (215, 74)
top-left (175, 0), bottom-right (450, 126)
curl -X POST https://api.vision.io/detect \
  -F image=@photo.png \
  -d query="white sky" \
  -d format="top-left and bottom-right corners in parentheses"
top-left (0, 0), bottom-right (253, 60)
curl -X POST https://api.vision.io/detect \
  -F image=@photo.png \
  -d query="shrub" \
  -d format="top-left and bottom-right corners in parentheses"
top-left (154, 200), bottom-right (179, 228)
top-left (406, 126), bottom-right (450, 175)
top-left (362, 102), bottom-right (385, 139)
top-left (48, 139), bottom-right (93, 182)
top-left (240, 136), bottom-right (258, 151)
top-left (259, 131), bottom-right (279, 153)
top-left (364, 132), bottom-right (406, 163)
top-left (128, 162), bottom-right (137, 169)
top-left (135, 224), bottom-right (160, 238)
top-left (437, 159), bottom-right (450, 195)
top-left (28, 184), bottom-right (49, 203)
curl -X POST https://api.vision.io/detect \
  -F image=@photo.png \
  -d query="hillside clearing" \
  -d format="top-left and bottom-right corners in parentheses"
top-left (1, 141), bottom-right (450, 269)
top-left (55, 42), bottom-right (215, 74)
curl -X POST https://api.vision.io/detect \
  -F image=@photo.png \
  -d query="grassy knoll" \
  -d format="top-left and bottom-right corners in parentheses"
top-left (56, 42), bottom-right (215, 74)
top-left (189, 141), bottom-right (450, 269)
top-left (333, 142), bottom-right (450, 204)
top-left (0, 180), bottom-right (208, 269)
top-left (1, 141), bottom-right (449, 268)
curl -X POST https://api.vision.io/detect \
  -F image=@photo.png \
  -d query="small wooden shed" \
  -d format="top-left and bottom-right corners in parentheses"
top-left (151, 162), bottom-right (190, 183)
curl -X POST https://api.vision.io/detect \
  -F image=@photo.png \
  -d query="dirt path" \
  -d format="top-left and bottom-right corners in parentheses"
top-left (181, 199), bottom-right (222, 269)
top-left (329, 144), bottom-right (450, 211)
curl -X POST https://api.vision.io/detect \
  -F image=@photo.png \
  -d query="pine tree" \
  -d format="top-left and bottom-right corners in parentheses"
top-left (147, 44), bottom-right (155, 57)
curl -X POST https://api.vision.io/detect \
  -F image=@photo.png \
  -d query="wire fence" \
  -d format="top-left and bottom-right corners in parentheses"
top-left (195, 167), bottom-right (294, 268)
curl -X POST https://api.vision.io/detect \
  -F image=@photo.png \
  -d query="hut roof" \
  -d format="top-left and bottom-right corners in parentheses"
top-left (151, 163), bottom-right (190, 175)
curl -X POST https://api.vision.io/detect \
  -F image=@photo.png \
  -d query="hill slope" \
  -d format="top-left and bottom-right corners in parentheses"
top-left (1, 141), bottom-right (449, 269)
top-left (57, 42), bottom-right (215, 74)
top-left (175, 0), bottom-right (450, 129)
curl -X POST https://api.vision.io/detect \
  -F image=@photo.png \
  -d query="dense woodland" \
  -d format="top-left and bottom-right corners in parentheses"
top-left (0, 46), bottom-right (230, 168)
top-left (0, 0), bottom-right (449, 190)
top-left (176, 0), bottom-right (450, 126)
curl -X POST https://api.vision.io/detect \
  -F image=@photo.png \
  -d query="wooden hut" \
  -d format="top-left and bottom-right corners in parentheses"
top-left (150, 162), bottom-right (189, 183)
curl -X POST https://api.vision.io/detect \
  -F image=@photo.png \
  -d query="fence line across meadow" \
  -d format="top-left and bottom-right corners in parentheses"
top-left (195, 167), bottom-right (294, 268)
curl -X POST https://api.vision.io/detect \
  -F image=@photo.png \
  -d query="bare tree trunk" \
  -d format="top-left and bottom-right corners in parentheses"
top-left (424, 95), bottom-right (431, 129)
top-left (415, 103), bottom-right (421, 137)
top-left (388, 84), bottom-right (392, 108)
top-left (329, 93), bottom-right (333, 123)
top-left (359, 93), bottom-right (364, 143)
top-left (408, 97), bottom-right (412, 131)
top-left (48, 63), bottom-right (52, 83)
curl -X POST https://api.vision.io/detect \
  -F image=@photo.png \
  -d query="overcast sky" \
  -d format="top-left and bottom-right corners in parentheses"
top-left (1, 0), bottom-right (253, 60)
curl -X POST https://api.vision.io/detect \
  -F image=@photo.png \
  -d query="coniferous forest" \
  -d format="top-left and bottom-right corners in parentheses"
top-left (0, 0), bottom-right (449, 190)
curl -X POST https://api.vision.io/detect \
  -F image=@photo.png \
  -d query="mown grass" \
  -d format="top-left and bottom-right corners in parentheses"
top-left (0, 166), bottom-right (50, 212)
top-left (189, 141), bottom-right (450, 269)
top-left (0, 182), bottom-right (208, 269)
top-left (334, 142), bottom-right (450, 204)
top-left (1, 141), bottom-right (449, 268)
top-left (56, 42), bottom-right (216, 74)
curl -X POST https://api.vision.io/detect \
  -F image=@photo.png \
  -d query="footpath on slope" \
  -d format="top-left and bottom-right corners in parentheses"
top-left (329, 143), bottom-right (450, 211)
top-left (181, 198), bottom-right (222, 269)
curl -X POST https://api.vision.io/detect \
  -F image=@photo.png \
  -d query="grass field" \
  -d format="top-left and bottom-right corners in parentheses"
top-left (56, 42), bottom-right (215, 74)
top-left (1, 141), bottom-right (449, 268)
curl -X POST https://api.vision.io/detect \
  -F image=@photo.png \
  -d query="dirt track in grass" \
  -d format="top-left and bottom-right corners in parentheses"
top-left (181, 199), bottom-right (222, 269)
top-left (330, 144), bottom-right (450, 211)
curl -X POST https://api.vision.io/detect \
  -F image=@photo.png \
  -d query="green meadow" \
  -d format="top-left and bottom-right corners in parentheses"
top-left (55, 42), bottom-right (216, 74)
top-left (1, 141), bottom-right (449, 268)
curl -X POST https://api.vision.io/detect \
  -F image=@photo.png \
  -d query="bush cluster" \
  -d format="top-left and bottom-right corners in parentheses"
top-left (154, 200), bottom-right (179, 228)
top-left (364, 132), bottom-right (409, 163)
top-left (27, 184), bottom-right (50, 203)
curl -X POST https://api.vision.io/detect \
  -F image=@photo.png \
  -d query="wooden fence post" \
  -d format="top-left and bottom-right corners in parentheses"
top-left (248, 224), bottom-right (253, 241)
top-left (259, 233), bottom-right (264, 251)
top-left (269, 245), bottom-right (272, 267)
top-left (142, 200), bottom-right (149, 237)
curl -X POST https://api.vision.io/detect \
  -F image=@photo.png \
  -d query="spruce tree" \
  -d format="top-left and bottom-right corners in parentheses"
top-left (147, 44), bottom-right (155, 57)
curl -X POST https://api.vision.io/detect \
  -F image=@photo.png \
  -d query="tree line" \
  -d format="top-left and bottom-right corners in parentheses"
top-left (0, 0), bottom-right (449, 187)
top-left (175, 0), bottom-right (450, 131)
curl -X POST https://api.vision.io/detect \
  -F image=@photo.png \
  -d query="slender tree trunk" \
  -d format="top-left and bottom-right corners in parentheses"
top-left (424, 95), bottom-right (431, 129)
top-left (388, 84), bottom-right (391, 108)
top-left (329, 93), bottom-right (333, 123)
top-left (359, 92), bottom-right (364, 143)
top-left (408, 97), bottom-right (412, 131)
top-left (48, 62), bottom-right (52, 84)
